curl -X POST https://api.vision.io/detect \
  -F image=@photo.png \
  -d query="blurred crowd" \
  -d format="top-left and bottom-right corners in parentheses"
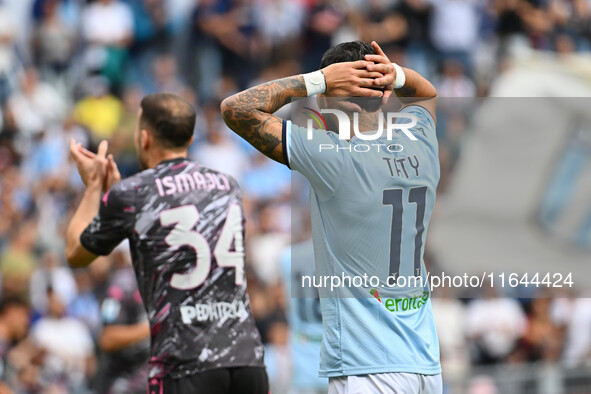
top-left (0, 0), bottom-right (591, 392)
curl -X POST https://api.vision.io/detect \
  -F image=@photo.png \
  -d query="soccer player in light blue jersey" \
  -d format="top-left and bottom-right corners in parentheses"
top-left (222, 41), bottom-right (441, 394)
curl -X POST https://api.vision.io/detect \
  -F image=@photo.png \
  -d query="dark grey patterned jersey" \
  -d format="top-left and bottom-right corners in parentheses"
top-left (80, 158), bottom-right (265, 379)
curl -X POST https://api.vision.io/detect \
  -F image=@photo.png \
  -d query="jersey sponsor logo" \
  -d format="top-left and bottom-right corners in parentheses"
top-left (370, 289), bottom-right (429, 313)
top-left (369, 288), bottom-right (382, 303)
top-left (180, 300), bottom-right (247, 324)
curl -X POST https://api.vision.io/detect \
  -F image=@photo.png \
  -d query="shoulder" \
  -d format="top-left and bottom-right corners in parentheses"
top-left (198, 163), bottom-right (241, 189)
top-left (110, 169), bottom-right (156, 194)
top-left (101, 173), bottom-right (150, 211)
top-left (400, 105), bottom-right (436, 130)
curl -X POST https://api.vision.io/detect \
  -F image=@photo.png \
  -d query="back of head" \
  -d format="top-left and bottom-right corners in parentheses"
top-left (320, 41), bottom-right (384, 113)
top-left (140, 93), bottom-right (196, 149)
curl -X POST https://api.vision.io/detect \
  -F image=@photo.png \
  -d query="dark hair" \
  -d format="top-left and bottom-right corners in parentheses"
top-left (320, 41), bottom-right (384, 113)
top-left (0, 296), bottom-right (29, 316)
top-left (140, 93), bottom-right (196, 148)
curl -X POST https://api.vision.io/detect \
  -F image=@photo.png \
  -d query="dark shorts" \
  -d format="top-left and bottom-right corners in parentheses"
top-left (148, 367), bottom-right (269, 394)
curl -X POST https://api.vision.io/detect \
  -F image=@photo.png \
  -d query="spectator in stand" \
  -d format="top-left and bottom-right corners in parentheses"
top-left (241, 154), bottom-right (291, 201)
top-left (431, 288), bottom-right (470, 381)
top-left (0, 221), bottom-right (38, 299)
top-left (303, 0), bottom-right (346, 72)
top-left (32, 0), bottom-right (77, 89)
top-left (96, 243), bottom-right (150, 394)
top-left (395, 0), bottom-right (433, 77)
top-left (434, 59), bottom-right (477, 98)
top-left (7, 67), bottom-right (67, 147)
top-left (125, 0), bottom-right (171, 89)
top-left (247, 204), bottom-right (290, 285)
top-left (192, 0), bottom-right (267, 97)
top-left (494, 0), bottom-right (530, 58)
top-left (150, 53), bottom-right (189, 96)
top-left (192, 102), bottom-right (249, 182)
top-left (73, 76), bottom-right (123, 142)
top-left (0, 1), bottom-right (17, 104)
top-left (562, 297), bottom-right (591, 366)
top-left (429, 0), bottom-right (482, 74)
top-left (31, 288), bottom-right (95, 392)
top-left (264, 320), bottom-right (290, 394)
top-left (347, 0), bottom-right (408, 54)
top-left (0, 167), bottom-right (27, 251)
top-left (0, 297), bottom-right (30, 392)
top-left (519, 0), bottom-right (555, 49)
top-left (465, 288), bottom-right (527, 365)
top-left (68, 270), bottom-right (101, 338)
top-left (109, 86), bottom-right (144, 177)
top-left (29, 250), bottom-right (77, 316)
top-left (254, 0), bottom-right (305, 56)
top-left (569, 0), bottom-right (591, 50)
top-left (511, 297), bottom-right (562, 363)
top-left (82, 0), bottom-right (134, 91)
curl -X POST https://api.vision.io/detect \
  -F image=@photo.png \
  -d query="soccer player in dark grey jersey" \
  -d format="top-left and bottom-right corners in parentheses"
top-left (65, 93), bottom-right (268, 394)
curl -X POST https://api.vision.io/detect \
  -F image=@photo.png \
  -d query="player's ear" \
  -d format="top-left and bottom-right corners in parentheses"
top-left (140, 129), bottom-right (150, 150)
top-left (187, 135), bottom-right (194, 147)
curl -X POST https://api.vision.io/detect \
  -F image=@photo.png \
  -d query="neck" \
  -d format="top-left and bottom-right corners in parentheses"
top-left (345, 112), bottom-right (383, 141)
top-left (326, 111), bottom-right (383, 139)
top-left (147, 149), bottom-right (188, 169)
top-left (353, 112), bottom-right (383, 133)
top-left (0, 322), bottom-right (10, 343)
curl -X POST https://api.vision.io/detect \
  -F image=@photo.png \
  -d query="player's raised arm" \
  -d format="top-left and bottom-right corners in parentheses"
top-left (66, 139), bottom-right (121, 268)
top-left (220, 61), bottom-right (385, 164)
top-left (365, 41), bottom-right (438, 121)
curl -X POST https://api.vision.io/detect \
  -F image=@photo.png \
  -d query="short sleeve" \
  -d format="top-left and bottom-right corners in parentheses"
top-left (401, 105), bottom-right (435, 130)
top-left (80, 183), bottom-right (135, 256)
top-left (400, 105), bottom-right (437, 153)
top-left (284, 120), bottom-right (346, 200)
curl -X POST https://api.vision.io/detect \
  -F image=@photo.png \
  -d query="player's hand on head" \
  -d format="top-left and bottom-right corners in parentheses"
top-left (322, 60), bottom-right (385, 97)
top-left (69, 139), bottom-right (110, 190)
top-left (365, 41), bottom-right (395, 104)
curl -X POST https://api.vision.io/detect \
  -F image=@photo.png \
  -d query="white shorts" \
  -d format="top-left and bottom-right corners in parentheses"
top-left (328, 372), bottom-right (442, 394)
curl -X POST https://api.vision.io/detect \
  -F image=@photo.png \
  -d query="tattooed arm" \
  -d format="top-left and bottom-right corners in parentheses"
top-left (221, 76), bottom-right (305, 164)
top-left (221, 62), bottom-right (385, 164)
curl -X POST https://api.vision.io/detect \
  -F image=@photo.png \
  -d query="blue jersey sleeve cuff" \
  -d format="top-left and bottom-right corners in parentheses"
top-left (282, 120), bottom-right (291, 169)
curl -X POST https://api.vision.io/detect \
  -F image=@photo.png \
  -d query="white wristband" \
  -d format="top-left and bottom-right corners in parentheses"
top-left (302, 70), bottom-right (326, 96)
top-left (392, 63), bottom-right (406, 89)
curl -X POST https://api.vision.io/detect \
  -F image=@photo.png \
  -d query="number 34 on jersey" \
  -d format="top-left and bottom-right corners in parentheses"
top-left (160, 204), bottom-right (245, 290)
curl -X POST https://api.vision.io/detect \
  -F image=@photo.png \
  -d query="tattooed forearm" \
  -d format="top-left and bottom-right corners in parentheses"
top-left (221, 76), bottom-right (306, 164)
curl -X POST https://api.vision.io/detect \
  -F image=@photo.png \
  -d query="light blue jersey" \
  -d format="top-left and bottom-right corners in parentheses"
top-left (280, 241), bottom-right (328, 390)
top-left (285, 105), bottom-right (441, 377)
